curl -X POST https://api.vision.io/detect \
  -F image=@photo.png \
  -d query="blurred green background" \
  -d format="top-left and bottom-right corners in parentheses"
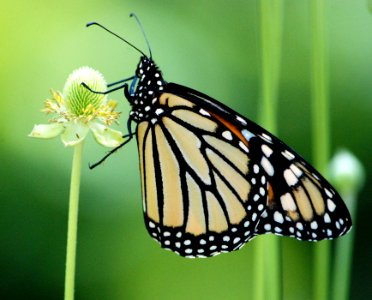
top-left (1, 0), bottom-right (371, 299)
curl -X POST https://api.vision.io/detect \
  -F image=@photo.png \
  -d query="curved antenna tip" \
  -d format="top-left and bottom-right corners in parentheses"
top-left (128, 13), bottom-right (152, 58)
top-left (86, 22), bottom-right (97, 27)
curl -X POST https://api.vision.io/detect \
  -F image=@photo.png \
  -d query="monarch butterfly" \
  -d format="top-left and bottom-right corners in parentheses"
top-left (85, 15), bottom-right (352, 258)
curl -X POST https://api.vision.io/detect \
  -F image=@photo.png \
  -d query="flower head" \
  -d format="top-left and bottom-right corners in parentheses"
top-left (29, 67), bottom-right (124, 147)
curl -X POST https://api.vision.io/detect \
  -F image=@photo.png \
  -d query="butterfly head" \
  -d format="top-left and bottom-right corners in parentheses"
top-left (129, 56), bottom-right (166, 122)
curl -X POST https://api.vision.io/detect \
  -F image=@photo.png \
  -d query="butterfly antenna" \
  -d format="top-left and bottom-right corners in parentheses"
top-left (86, 22), bottom-right (147, 57)
top-left (130, 13), bottom-right (153, 58)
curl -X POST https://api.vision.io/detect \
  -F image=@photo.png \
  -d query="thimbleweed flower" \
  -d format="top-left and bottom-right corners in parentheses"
top-left (29, 66), bottom-right (125, 300)
top-left (29, 67), bottom-right (124, 147)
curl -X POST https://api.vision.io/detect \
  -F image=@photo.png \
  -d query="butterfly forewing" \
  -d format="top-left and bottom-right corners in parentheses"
top-left (136, 93), bottom-right (268, 257)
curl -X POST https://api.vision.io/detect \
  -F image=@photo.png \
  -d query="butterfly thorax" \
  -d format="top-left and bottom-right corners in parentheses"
top-left (129, 56), bottom-right (166, 122)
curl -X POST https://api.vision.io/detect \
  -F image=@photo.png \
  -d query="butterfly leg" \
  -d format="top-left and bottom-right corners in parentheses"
top-left (81, 82), bottom-right (129, 95)
top-left (82, 79), bottom-right (136, 105)
top-left (89, 118), bottom-right (135, 169)
top-left (107, 76), bottom-right (135, 87)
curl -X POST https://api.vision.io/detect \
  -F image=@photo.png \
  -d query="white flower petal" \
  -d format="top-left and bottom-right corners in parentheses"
top-left (29, 123), bottom-right (65, 139)
top-left (61, 122), bottom-right (89, 147)
top-left (90, 122), bottom-right (124, 148)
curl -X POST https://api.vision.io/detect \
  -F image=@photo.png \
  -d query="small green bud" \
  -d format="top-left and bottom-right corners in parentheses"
top-left (329, 149), bottom-right (365, 197)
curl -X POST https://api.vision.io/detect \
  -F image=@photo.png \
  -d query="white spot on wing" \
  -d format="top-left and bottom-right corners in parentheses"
top-left (335, 221), bottom-right (340, 229)
top-left (327, 199), bottom-right (336, 212)
top-left (261, 144), bottom-right (273, 157)
top-left (261, 156), bottom-right (274, 176)
top-left (149, 221), bottom-right (155, 228)
top-left (274, 211), bottom-right (284, 224)
top-left (222, 130), bottom-right (233, 140)
top-left (325, 188), bottom-right (333, 198)
top-left (155, 108), bottom-right (164, 115)
top-left (284, 169), bottom-right (298, 186)
top-left (310, 221), bottom-right (318, 230)
top-left (233, 237), bottom-right (241, 244)
top-left (296, 222), bottom-right (303, 230)
top-left (280, 193), bottom-right (297, 211)
top-left (199, 109), bottom-right (210, 116)
top-left (324, 213), bottom-right (331, 223)
top-left (261, 133), bottom-right (272, 142)
top-left (290, 164), bottom-right (303, 177)
top-left (282, 150), bottom-right (295, 160)
top-left (252, 213), bottom-right (257, 221)
top-left (274, 227), bottom-right (282, 233)
top-left (236, 115), bottom-right (247, 125)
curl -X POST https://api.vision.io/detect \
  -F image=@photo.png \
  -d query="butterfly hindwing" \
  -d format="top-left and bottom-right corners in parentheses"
top-left (248, 130), bottom-right (352, 240)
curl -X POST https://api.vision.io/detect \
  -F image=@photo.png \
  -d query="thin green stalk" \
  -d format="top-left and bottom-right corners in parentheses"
top-left (310, 1), bottom-right (331, 300)
top-left (329, 150), bottom-right (364, 300)
top-left (331, 193), bottom-right (356, 300)
top-left (254, 1), bottom-right (283, 300)
top-left (259, 0), bottom-right (282, 133)
top-left (64, 141), bottom-right (84, 300)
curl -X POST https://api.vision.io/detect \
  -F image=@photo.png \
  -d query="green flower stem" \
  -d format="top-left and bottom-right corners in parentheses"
top-left (331, 193), bottom-right (356, 300)
top-left (310, 0), bottom-right (331, 300)
top-left (254, 1), bottom-right (283, 300)
top-left (64, 141), bottom-right (84, 300)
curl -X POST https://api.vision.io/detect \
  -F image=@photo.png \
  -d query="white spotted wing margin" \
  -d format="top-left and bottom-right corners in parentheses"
top-left (135, 93), bottom-right (269, 258)
top-left (165, 83), bottom-right (352, 243)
